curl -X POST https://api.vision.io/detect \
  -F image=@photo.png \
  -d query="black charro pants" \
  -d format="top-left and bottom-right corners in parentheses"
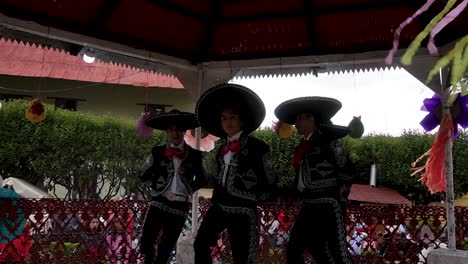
top-left (286, 197), bottom-right (352, 264)
top-left (194, 203), bottom-right (257, 264)
top-left (139, 197), bottom-right (189, 264)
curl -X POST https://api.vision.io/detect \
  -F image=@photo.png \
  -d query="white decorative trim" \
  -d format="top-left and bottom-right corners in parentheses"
top-left (331, 140), bottom-right (348, 168)
top-left (140, 154), bottom-right (154, 179)
top-left (219, 204), bottom-right (257, 263)
top-left (149, 200), bottom-right (187, 217)
top-left (226, 171), bottom-right (255, 201)
top-left (303, 198), bottom-right (352, 264)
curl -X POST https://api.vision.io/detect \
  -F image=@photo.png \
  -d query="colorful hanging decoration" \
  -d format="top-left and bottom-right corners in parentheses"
top-left (385, 0), bottom-right (437, 65)
top-left (419, 93), bottom-right (468, 138)
top-left (184, 129), bottom-right (219, 152)
top-left (274, 121), bottom-right (293, 139)
top-left (137, 112), bottom-right (153, 137)
top-left (411, 112), bottom-right (453, 194)
top-left (412, 93), bottom-right (468, 193)
top-left (25, 99), bottom-right (46, 124)
top-left (427, 0), bottom-right (468, 55)
top-left (426, 35), bottom-right (468, 88)
top-left (400, 0), bottom-right (458, 66)
top-left (385, 0), bottom-right (468, 88)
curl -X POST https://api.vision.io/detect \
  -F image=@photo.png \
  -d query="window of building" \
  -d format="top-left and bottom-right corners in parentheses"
top-left (0, 93), bottom-right (31, 101)
top-left (48, 97), bottom-right (85, 111)
top-left (137, 103), bottom-right (172, 114)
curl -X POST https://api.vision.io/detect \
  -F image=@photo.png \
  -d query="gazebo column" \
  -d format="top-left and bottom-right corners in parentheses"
top-left (405, 64), bottom-right (468, 263)
top-left (432, 70), bottom-right (468, 263)
top-left (173, 66), bottom-right (239, 263)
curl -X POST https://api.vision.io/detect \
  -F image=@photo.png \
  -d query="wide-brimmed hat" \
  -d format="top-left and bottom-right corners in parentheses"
top-left (196, 83), bottom-right (265, 137)
top-left (319, 124), bottom-right (351, 140)
top-left (274, 96), bottom-right (342, 125)
top-left (145, 109), bottom-right (199, 131)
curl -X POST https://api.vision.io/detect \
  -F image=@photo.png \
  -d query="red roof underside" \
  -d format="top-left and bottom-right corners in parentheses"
top-left (349, 184), bottom-right (412, 205)
top-left (0, 0), bottom-right (466, 63)
top-left (0, 38), bottom-right (183, 88)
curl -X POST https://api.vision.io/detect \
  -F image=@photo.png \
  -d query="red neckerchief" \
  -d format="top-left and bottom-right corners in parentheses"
top-left (165, 147), bottom-right (185, 159)
top-left (222, 140), bottom-right (241, 156)
top-left (291, 139), bottom-right (310, 169)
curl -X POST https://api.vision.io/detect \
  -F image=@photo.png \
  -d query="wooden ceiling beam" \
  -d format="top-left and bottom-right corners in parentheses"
top-left (88, 0), bottom-right (124, 30)
top-left (0, 6), bottom-right (194, 61)
top-left (193, 0), bottom-right (223, 63)
top-left (148, 0), bottom-right (206, 22)
top-left (218, 0), bottom-right (407, 24)
top-left (303, 0), bottom-right (318, 52)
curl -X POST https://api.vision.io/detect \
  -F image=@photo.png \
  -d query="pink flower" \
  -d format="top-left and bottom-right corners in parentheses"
top-left (184, 130), bottom-right (219, 152)
top-left (137, 112), bottom-right (153, 137)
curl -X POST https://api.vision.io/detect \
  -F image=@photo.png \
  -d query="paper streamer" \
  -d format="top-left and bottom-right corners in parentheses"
top-left (385, 0), bottom-right (436, 65)
top-left (427, 0), bottom-right (468, 55)
top-left (401, 0), bottom-right (458, 65)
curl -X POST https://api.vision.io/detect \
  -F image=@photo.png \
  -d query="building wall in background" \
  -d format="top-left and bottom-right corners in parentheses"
top-left (0, 75), bottom-right (196, 119)
top-left (1, 74), bottom-right (195, 199)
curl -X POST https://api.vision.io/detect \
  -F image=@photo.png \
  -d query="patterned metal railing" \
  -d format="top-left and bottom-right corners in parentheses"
top-left (1, 198), bottom-right (467, 263)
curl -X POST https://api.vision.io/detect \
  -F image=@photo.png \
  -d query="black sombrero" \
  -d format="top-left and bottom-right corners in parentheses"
top-left (319, 124), bottom-right (351, 140)
top-left (274, 96), bottom-right (342, 125)
top-left (320, 116), bottom-right (364, 140)
top-left (196, 83), bottom-right (266, 137)
top-left (145, 109), bottom-right (199, 131)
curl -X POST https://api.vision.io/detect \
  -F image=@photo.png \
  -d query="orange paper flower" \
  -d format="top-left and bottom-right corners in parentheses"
top-left (25, 99), bottom-right (46, 124)
top-left (274, 120), bottom-right (293, 139)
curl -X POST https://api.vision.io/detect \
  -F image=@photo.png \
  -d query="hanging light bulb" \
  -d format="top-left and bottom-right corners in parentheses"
top-left (83, 48), bottom-right (95, 63)
top-left (0, 100), bottom-right (2, 110)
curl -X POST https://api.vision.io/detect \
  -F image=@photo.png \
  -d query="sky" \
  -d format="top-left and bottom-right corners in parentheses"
top-left (230, 68), bottom-right (436, 136)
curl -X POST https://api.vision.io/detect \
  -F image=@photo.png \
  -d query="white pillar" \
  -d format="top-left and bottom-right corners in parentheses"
top-left (190, 69), bottom-right (205, 238)
top-left (440, 69), bottom-right (456, 249)
top-left (176, 69), bottom-right (205, 264)
top-left (175, 66), bottom-right (238, 263)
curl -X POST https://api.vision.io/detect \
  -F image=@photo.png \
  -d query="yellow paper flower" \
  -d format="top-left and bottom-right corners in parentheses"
top-left (25, 99), bottom-right (46, 124)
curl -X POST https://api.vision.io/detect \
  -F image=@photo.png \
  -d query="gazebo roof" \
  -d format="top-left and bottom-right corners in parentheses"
top-left (0, 0), bottom-right (466, 65)
top-left (0, 0), bottom-right (466, 94)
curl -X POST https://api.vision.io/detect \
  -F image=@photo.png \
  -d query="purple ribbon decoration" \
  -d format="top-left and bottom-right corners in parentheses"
top-left (420, 93), bottom-right (468, 138)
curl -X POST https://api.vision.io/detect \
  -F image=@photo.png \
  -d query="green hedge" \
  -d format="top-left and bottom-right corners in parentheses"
top-left (0, 100), bottom-right (162, 199)
top-left (1, 100), bottom-right (467, 203)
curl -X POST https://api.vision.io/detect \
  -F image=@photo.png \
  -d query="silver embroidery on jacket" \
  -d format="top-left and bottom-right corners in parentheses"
top-left (262, 152), bottom-right (276, 185)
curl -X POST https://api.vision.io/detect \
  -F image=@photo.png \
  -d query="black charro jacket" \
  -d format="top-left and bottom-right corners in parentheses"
top-left (211, 133), bottom-right (277, 208)
top-left (138, 142), bottom-right (206, 198)
top-left (295, 131), bottom-right (354, 201)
